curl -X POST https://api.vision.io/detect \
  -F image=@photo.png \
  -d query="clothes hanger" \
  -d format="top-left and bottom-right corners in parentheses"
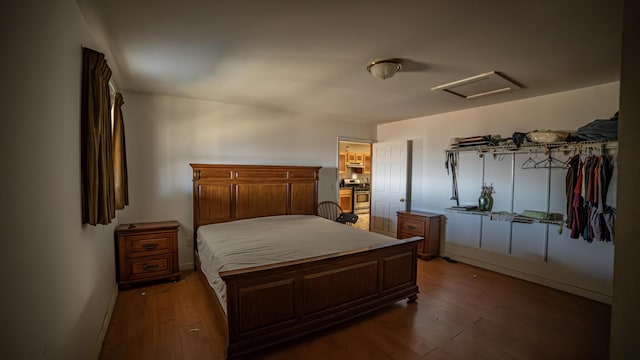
top-left (562, 148), bottom-right (580, 168)
top-left (534, 154), bottom-right (569, 169)
top-left (521, 150), bottom-right (537, 169)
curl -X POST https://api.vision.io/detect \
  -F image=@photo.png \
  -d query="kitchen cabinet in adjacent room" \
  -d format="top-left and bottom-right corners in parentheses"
top-left (364, 154), bottom-right (371, 174)
top-left (339, 188), bottom-right (353, 213)
top-left (339, 152), bottom-right (347, 174)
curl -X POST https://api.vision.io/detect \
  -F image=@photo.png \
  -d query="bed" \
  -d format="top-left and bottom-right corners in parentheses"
top-left (191, 164), bottom-right (421, 358)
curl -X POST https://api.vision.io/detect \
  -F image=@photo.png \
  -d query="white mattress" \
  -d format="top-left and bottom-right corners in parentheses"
top-left (197, 215), bottom-right (397, 314)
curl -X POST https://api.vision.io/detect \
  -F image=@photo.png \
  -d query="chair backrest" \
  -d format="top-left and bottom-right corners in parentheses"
top-left (317, 201), bottom-right (343, 222)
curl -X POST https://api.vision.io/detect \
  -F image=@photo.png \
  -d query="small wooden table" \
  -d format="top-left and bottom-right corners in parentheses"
top-left (115, 220), bottom-right (181, 289)
top-left (397, 211), bottom-right (442, 260)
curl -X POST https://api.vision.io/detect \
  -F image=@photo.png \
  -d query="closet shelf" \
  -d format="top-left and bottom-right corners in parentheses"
top-left (444, 208), bottom-right (564, 226)
top-left (445, 140), bottom-right (617, 156)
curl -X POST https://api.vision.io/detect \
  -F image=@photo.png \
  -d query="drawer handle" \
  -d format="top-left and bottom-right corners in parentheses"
top-left (142, 243), bottom-right (158, 250)
top-left (142, 264), bottom-right (159, 272)
top-left (407, 225), bottom-right (417, 230)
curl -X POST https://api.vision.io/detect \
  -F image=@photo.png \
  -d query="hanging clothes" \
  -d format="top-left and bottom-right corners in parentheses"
top-left (571, 166), bottom-right (586, 240)
top-left (605, 155), bottom-right (617, 209)
top-left (603, 156), bottom-right (617, 240)
top-left (567, 152), bottom-right (616, 243)
top-left (565, 154), bottom-right (580, 230)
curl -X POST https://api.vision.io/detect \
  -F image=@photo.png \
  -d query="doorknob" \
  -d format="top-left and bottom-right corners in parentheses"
top-left (400, 198), bottom-right (405, 202)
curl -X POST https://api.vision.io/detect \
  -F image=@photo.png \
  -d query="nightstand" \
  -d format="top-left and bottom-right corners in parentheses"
top-left (397, 211), bottom-right (442, 260)
top-left (115, 220), bottom-right (180, 289)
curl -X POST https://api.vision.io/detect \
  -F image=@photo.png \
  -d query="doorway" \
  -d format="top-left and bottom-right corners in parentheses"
top-left (337, 138), bottom-right (374, 231)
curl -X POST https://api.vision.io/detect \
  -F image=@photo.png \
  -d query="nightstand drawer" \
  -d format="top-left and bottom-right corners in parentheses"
top-left (128, 255), bottom-right (174, 280)
top-left (397, 231), bottom-right (421, 240)
top-left (126, 233), bottom-right (172, 257)
top-left (399, 218), bottom-right (424, 235)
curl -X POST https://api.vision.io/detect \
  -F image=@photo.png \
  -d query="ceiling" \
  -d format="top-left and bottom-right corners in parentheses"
top-left (77, 0), bottom-right (623, 125)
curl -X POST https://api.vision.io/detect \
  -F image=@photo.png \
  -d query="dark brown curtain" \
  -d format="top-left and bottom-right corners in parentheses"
top-left (112, 92), bottom-right (129, 209)
top-left (81, 47), bottom-right (115, 225)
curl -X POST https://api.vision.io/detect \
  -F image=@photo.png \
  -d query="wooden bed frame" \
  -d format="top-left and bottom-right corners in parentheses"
top-left (191, 164), bottom-right (421, 358)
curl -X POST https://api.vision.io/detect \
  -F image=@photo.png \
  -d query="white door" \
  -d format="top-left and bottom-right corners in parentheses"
top-left (371, 141), bottom-right (410, 237)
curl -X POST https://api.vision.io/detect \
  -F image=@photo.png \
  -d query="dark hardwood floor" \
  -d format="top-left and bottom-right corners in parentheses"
top-left (99, 258), bottom-right (610, 359)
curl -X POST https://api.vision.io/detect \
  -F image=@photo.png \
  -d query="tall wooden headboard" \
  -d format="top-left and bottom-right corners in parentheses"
top-left (190, 164), bottom-right (321, 242)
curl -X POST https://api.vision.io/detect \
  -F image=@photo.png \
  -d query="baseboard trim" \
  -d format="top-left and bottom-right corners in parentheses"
top-left (180, 262), bottom-right (194, 271)
top-left (441, 250), bottom-right (613, 304)
top-left (92, 282), bottom-right (118, 360)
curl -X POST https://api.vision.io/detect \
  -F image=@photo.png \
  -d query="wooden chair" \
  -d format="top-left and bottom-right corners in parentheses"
top-left (317, 201), bottom-right (358, 226)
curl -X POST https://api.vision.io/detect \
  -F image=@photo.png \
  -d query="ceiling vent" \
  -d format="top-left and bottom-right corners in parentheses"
top-left (431, 71), bottom-right (521, 99)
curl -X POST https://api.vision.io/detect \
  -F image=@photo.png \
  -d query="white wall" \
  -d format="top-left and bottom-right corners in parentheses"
top-left (117, 92), bottom-right (376, 268)
top-left (377, 82), bottom-right (619, 302)
top-left (1, 1), bottom-right (119, 359)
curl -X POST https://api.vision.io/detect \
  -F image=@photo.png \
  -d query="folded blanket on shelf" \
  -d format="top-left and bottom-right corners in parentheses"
top-left (490, 211), bottom-right (518, 222)
top-left (521, 210), bottom-right (563, 221)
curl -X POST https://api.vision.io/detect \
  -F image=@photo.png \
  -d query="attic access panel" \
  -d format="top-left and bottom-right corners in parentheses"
top-left (431, 71), bottom-right (520, 99)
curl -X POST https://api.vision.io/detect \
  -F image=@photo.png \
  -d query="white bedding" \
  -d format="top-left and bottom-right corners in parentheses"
top-left (197, 215), bottom-right (397, 313)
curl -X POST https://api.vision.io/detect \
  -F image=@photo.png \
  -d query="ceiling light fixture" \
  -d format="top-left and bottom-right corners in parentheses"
top-left (366, 60), bottom-right (402, 80)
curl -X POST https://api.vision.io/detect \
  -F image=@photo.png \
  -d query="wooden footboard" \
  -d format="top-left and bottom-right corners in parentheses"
top-left (218, 237), bottom-right (421, 358)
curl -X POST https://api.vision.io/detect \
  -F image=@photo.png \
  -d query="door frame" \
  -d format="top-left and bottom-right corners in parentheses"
top-left (336, 135), bottom-right (375, 228)
top-left (336, 136), bottom-right (376, 199)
